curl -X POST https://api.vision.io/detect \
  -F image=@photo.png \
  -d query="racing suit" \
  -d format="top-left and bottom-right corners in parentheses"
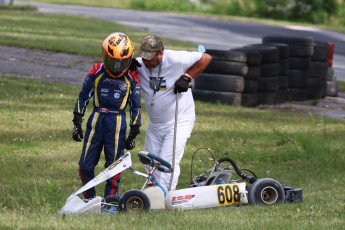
top-left (73, 63), bottom-right (141, 199)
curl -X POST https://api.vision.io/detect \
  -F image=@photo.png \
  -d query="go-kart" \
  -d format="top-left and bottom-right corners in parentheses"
top-left (60, 150), bottom-right (303, 215)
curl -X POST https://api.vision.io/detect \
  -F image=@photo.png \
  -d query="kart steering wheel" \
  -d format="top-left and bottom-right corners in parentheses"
top-left (138, 151), bottom-right (173, 173)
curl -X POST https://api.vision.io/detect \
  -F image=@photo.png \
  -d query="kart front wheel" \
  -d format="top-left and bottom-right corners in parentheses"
top-left (247, 178), bottom-right (285, 205)
top-left (119, 189), bottom-right (151, 212)
top-left (103, 195), bottom-right (120, 213)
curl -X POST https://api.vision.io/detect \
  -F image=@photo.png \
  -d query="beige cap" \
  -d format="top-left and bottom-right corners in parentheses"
top-left (138, 34), bottom-right (164, 60)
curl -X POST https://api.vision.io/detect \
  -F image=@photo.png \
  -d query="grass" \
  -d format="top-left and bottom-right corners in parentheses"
top-left (19, 0), bottom-right (132, 9)
top-left (337, 80), bottom-right (345, 91)
top-left (0, 76), bottom-right (345, 229)
top-left (0, 10), bottom-right (196, 57)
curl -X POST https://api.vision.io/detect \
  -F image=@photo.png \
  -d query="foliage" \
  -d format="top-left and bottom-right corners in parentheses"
top-left (203, 0), bottom-right (341, 24)
top-left (263, 0), bottom-right (338, 24)
top-left (18, 0), bottom-right (345, 26)
top-left (0, 4), bottom-right (35, 10)
top-left (130, 0), bottom-right (198, 12)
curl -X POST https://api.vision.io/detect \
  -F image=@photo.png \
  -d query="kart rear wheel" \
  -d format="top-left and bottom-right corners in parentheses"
top-left (103, 195), bottom-right (120, 213)
top-left (119, 189), bottom-right (150, 212)
top-left (248, 178), bottom-right (285, 205)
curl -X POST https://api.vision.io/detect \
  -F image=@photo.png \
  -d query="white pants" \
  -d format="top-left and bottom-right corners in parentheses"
top-left (144, 111), bottom-right (195, 191)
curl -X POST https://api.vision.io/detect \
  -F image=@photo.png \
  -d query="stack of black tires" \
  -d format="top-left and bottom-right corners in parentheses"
top-left (192, 49), bottom-right (250, 106)
top-left (263, 35), bottom-right (314, 101)
top-left (307, 40), bottom-right (329, 99)
top-left (192, 35), bottom-right (338, 106)
top-left (240, 43), bottom-right (288, 105)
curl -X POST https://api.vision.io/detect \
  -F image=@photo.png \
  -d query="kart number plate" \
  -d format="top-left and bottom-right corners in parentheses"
top-left (216, 184), bottom-right (241, 206)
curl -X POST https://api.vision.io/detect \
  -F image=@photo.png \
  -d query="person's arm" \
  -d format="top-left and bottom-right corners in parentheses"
top-left (72, 64), bottom-right (98, 142)
top-left (125, 71), bottom-right (142, 150)
top-left (73, 63), bottom-right (100, 116)
top-left (128, 70), bottom-right (142, 128)
top-left (185, 53), bottom-right (212, 80)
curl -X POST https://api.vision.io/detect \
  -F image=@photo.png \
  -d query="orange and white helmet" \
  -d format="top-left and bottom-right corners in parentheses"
top-left (102, 32), bottom-right (134, 78)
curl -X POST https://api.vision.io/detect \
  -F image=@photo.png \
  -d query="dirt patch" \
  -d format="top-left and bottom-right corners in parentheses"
top-left (0, 45), bottom-right (98, 85)
top-left (257, 93), bottom-right (345, 120)
top-left (1, 45), bottom-right (345, 121)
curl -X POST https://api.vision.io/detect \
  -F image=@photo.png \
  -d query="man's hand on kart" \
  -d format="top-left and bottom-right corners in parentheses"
top-left (72, 113), bottom-right (83, 142)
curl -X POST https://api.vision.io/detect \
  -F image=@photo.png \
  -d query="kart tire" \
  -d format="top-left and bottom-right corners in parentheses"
top-left (247, 178), bottom-right (285, 205)
top-left (119, 189), bottom-right (151, 212)
top-left (104, 195), bottom-right (120, 212)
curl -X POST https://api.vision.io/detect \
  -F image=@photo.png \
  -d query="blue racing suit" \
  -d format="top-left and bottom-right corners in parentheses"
top-left (73, 63), bottom-right (141, 199)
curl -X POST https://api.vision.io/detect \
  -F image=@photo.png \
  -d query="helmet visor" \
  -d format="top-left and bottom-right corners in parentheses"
top-left (103, 55), bottom-right (132, 76)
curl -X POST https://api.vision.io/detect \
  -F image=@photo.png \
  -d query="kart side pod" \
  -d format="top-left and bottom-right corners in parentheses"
top-left (164, 182), bottom-right (248, 210)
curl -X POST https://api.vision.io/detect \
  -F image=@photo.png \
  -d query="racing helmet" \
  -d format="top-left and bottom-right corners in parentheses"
top-left (102, 32), bottom-right (134, 78)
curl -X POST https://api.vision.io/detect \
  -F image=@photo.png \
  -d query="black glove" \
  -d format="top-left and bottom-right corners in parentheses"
top-left (129, 59), bottom-right (142, 71)
top-left (174, 75), bottom-right (191, 94)
top-left (72, 113), bottom-right (83, 142)
top-left (125, 125), bottom-right (140, 150)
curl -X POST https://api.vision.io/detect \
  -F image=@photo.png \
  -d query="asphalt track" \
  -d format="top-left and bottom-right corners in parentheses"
top-left (21, 1), bottom-right (345, 81)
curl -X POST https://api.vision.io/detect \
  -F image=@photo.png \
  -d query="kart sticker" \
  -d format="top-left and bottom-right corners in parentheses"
top-left (171, 194), bottom-right (195, 206)
top-left (216, 184), bottom-right (241, 205)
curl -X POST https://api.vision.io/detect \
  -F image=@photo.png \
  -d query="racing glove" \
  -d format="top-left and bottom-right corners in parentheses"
top-left (72, 113), bottom-right (83, 142)
top-left (174, 74), bottom-right (192, 94)
top-left (129, 58), bottom-right (142, 71)
top-left (125, 125), bottom-right (140, 150)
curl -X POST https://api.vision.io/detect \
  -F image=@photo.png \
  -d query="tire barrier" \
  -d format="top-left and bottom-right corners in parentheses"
top-left (307, 41), bottom-right (330, 99)
top-left (246, 45), bottom-right (279, 105)
top-left (193, 35), bottom-right (338, 107)
top-left (193, 49), bottom-right (255, 106)
top-left (263, 35), bottom-right (314, 101)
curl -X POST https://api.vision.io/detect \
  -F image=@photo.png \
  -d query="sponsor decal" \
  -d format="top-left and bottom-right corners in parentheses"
top-left (103, 78), bottom-right (128, 91)
top-left (114, 93), bottom-right (121, 99)
top-left (171, 194), bottom-right (195, 206)
top-left (119, 83), bottom-right (128, 91)
top-left (106, 156), bottom-right (124, 171)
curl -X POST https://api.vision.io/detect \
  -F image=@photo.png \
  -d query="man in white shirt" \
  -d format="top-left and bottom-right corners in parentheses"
top-left (136, 34), bottom-right (212, 191)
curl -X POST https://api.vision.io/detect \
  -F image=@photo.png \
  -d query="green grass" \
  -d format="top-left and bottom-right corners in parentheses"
top-left (19, 0), bottom-right (132, 9)
top-left (337, 80), bottom-right (345, 91)
top-left (0, 76), bottom-right (344, 229)
top-left (0, 10), bottom-right (196, 57)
